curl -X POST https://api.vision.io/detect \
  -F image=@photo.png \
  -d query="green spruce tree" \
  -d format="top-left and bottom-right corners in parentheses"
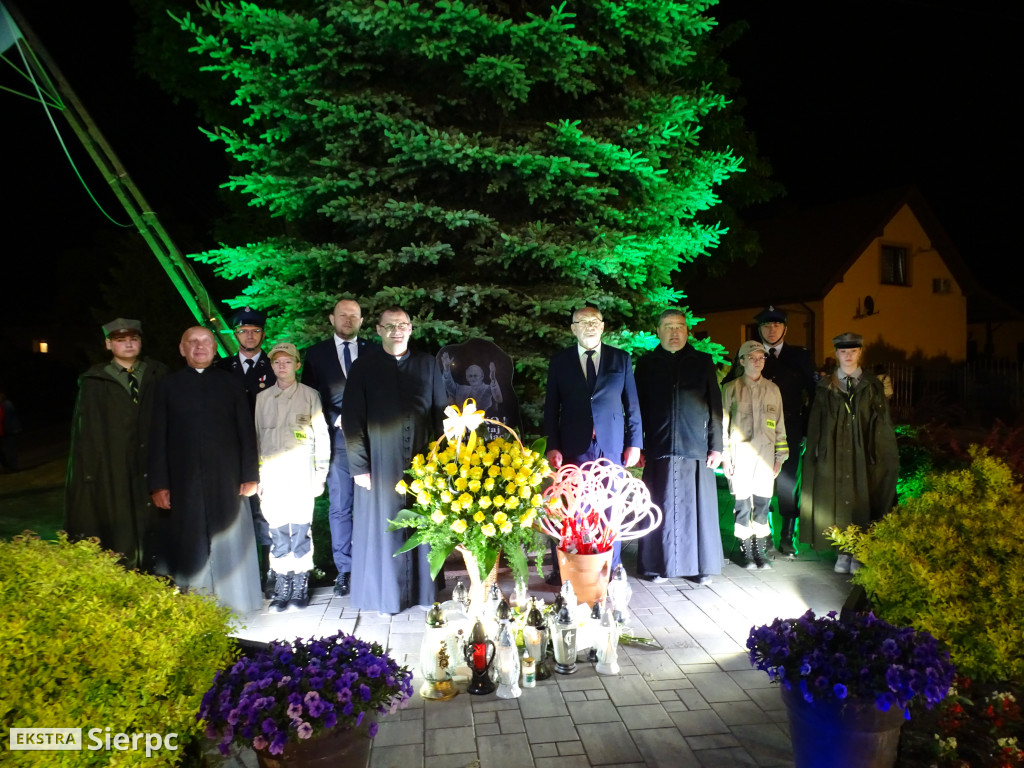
top-left (174, 0), bottom-right (746, 425)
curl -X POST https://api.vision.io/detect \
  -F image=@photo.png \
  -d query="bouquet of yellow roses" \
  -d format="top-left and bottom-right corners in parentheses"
top-left (387, 400), bottom-right (549, 588)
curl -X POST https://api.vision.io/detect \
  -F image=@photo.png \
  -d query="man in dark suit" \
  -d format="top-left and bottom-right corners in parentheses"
top-left (215, 307), bottom-right (276, 593)
top-left (543, 306), bottom-right (643, 582)
top-left (756, 306), bottom-right (817, 556)
top-left (300, 299), bottom-right (378, 597)
top-left (216, 307), bottom-right (277, 409)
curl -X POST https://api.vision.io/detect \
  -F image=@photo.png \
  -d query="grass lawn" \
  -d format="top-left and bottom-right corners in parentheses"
top-left (0, 458), bottom-right (65, 540)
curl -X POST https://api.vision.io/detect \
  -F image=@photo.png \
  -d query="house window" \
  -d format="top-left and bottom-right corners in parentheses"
top-left (933, 278), bottom-right (951, 294)
top-left (881, 245), bottom-right (909, 286)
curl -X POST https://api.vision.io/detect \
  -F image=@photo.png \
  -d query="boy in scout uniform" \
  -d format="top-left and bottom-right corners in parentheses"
top-left (254, 343), bottom-right (330, 611)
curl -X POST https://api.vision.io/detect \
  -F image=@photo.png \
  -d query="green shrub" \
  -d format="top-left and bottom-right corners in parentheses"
top-left (0, 534), bottom-right (237, 767)
top-left (830, 448), bottom-right (1024, 683)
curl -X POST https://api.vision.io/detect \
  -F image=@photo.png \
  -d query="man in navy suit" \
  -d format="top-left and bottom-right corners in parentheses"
top-left (300, 299), bottom-right (378, 596)
top-left (756, 306), bottom-right (816, 557)
top-left (543, 306), bottom-right (643, 582)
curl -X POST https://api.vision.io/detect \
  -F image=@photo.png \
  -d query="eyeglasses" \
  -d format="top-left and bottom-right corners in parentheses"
top-left (573, 320), bottom-right (603, 329)
top-left (236, 328), bottom-right (263, 335)
top-left (379, 323), bottom-right (412, 334)
top-left (744, 355), bottom-right (767, 362)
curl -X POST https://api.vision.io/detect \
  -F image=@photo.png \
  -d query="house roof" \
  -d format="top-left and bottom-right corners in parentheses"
top-left (686, 186), bottom-right (980, 316)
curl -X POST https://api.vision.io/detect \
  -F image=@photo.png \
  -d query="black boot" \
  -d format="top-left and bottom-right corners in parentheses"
top-left (778, 518), bottom-right (798, 557)
top-left (735, 537), bottom-right (756, 570)
top-left (269, 572), bottom-right (292, 613)
top-left (288, 571), bottom-right (310, 611)
top-left (333, 572), bottom-right (351, 597)
top-left (754, 537), bottom-right (773, 570)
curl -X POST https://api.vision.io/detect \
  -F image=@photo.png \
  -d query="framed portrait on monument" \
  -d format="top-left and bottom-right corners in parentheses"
top-left (437, 338), bottom-right (520, 436)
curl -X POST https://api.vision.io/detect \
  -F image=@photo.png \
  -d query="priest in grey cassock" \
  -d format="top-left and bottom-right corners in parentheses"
top-left (634, 309), bottom-right (724, 586)
top-left (148, 326), bottom-right (263, 614)
top-left (342, 306), bottom-right (447, 615)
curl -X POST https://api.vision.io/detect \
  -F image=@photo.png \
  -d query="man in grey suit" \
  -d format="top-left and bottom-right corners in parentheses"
top-left (300, 299), bottom-right (378, 596)
top-left (543, 305), bottom-right (643, 581)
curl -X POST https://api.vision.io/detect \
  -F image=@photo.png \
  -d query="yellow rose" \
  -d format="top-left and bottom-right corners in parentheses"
top-left (430, 509), bottom-right (446, 524)
top-left (499, 521), bottom-right (513, 535)
top-left (451, 519), bottom-right (468, 534)
top-left (483, 478), bottom-right (496, 491)
top-left (519, 486), bottom-right (532, 500)
top-left (481, 523), bottom-right (497, 538)
top-left (409, 479), bottom-right (423, 493)
top-left (500, 454), bottom-right (512, 467)
top-left (531, 495), bottom-right (542, 507)
top-left (454, 476), bottom-right (469, 492)
top-left (493, 511), bottom-right (508, 526)
top-left (468, 479), bottom-right (481, 493)
top-left (501, 466), bottom-right (516, 481)
top-left (474, 510), bottom-right (486, 523)
top-left (458, 492), bottom-right (474, 507)
top-left (492, 495), bottom-right (505, 508)
top-left (478, 497), bottom-right (492, 510)
top-left (487, 465), bottom-right (500, 478)
top-left (450, 500), bottom-right (462, 513)
top-left (505, 496), bottom-right (521, 510)
top-left (417, 491), bottom-right (431, 506)
top-left (519, 510), bottom-right (536, 527)
top-left (504, 482), bottom-right (517, 496)
top-left (395, 479), bottom-right (409, 494)
top-left (445, 463), bottom-right (458, 477)
top-left (469, 466), bottom-right (484, 481)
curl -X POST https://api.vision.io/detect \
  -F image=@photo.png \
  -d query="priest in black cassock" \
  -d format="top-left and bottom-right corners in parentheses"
top-left (148, 326), bottom-right (263, 614)
top-left (342, 307), bottom-right (447, 615)
top-left (635, 310), bottom-right (724, 585)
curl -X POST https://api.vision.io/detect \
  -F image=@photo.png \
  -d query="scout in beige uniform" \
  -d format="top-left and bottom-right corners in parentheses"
top-left (722, 340), bottom-right (789, 569)
top-left (255, 342), bottom-right (330, 611)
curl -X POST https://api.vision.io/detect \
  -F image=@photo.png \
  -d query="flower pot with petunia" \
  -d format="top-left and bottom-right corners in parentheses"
top-left (747, 610), bottom-right (956, 768)
top-left (198, 632), bottom-right (413, 767)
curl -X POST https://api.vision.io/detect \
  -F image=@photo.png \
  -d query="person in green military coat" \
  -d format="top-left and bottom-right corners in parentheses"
top-left (64, 318), bottom-right (168, 570)
top-left (799, 332), bottom-right (899, 569)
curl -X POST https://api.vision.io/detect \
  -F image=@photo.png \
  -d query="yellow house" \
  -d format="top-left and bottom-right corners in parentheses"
top-left (688, 187), bottom-right (973, 365)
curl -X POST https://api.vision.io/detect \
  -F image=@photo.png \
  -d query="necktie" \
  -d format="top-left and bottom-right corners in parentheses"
top-left (585, 350), bottom-right (597, 394)
top-left (243, 358), bottom-right (253, 375)
top-left (342, 341), bottom-right (353, 376)
top-left (846, 375), bottom-right (854, 393)
top-left (770, 347), bottom-right (778, 358)
top-left (125, 368), bottom-right (139, 404)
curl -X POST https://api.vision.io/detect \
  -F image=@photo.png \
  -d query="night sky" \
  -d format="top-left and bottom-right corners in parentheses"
top-left (2, 0), bottom-right (1018, 330)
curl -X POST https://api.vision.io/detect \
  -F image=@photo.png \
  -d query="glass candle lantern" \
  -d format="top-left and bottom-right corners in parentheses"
top-left (452, 578), bottom-right (469, 611)
top-left (419, 603), bottom-right (457, 700)
top-left (607, 564), bottom-right (632, 625)
top-left (523, 599), bottom-right (550, 680)
top-left (463, 617), bottom-right (496, 695)
top-left (551, 604), bottom-right (578, 675)
top-left (595, 605), bottom-right (620, 675)
top-left (495, 619), bottom-right (522, 699)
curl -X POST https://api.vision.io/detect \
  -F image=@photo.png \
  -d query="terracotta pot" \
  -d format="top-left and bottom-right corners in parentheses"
top-left (781, 687), bottom-right (905, 768)
top-left (556, 548), bottom-right (613, 607)
top-left (254, 719), bottom-right (374, 768)
top-left (457, 545), bottom-right (499, 610)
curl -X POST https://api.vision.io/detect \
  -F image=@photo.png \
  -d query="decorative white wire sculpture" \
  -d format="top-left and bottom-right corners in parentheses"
top-left (539, 458), bottom-right (663, 553)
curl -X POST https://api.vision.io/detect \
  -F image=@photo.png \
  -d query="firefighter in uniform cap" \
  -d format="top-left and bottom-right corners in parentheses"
top-left (754, 306), bottom-right (816, 556)
top-left (216, 307), bottom-right (276, 594)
